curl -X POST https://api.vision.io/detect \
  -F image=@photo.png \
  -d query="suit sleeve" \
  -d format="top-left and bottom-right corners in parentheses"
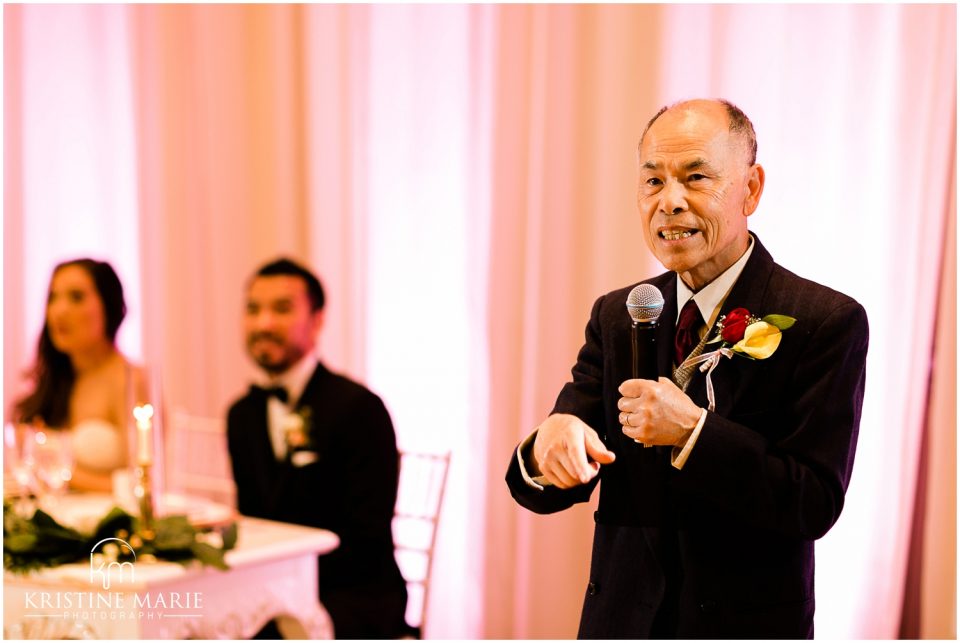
top-left (226, 401), bottom-right (261, 517)
top-left (505, 294), bottom-right (606, 515)
top-left (325, 391), bottom-right (400, 581)
top-left (673, 300), bottom-right (869, 539)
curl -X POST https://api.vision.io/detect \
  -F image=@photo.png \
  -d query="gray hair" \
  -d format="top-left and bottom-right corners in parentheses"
top-left (639, 99), bottom-right (757, 165)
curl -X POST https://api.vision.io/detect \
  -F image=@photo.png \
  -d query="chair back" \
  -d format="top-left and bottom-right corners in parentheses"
top-left (393, 449), bottom-right (451, 637)
top-left (166, 410), bottom-right (236, 507)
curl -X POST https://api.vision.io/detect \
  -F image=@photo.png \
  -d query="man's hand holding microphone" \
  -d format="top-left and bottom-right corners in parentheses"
top-left (529, 284), bottom-right (700, 489)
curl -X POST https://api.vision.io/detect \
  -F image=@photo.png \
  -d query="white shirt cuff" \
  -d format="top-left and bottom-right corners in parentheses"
top-left (516, 430), bottom-right (552, 490)
top-left (671, 408), bottom-right (708, 470)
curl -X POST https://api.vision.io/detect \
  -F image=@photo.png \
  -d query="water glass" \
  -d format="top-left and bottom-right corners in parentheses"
top-left (32, 429), bottom-right (74, 510)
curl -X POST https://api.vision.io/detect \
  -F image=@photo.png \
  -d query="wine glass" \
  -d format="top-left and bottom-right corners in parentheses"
top-left (32, 429), bottom-right (74, 511)
top-left (4, 423), bottom-right (39, 516)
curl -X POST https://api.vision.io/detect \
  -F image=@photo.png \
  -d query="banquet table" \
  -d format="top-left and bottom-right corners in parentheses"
top-left (3, 498), bottom-right (340, 640)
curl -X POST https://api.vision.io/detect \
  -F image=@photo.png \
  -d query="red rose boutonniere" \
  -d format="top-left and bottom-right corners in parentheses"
top-left (719, 307), bottom-right (751, 343)
top-left (706, 308), bottom-right (796, 359)
top-left (680, 308), bottom-right (796, 412)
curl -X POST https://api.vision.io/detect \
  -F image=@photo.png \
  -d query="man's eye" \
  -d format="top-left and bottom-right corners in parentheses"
top-left (688, 174), bottom-right (706, 182)
top-left (646, 178), bottom-right (662, 187)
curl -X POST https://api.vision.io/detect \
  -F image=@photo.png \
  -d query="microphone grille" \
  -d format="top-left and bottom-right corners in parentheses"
top-left (626, 284), bottom-right (664, 324)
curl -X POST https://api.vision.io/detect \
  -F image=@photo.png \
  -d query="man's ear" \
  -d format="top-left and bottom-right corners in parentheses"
top-left (311, 309), bottom-right (325, 336)
top-left (743, 164), bottom-right (765, 217)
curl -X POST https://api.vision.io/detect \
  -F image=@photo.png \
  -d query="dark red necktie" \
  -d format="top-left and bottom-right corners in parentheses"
top-left (674, 299), bottom-right (704, 366)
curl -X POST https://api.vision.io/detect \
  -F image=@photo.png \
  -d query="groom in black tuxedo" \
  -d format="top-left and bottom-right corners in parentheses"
top-left (506, 99), bottom-right (868, 638)
top-left (227, 258), bottom-right (408, 639)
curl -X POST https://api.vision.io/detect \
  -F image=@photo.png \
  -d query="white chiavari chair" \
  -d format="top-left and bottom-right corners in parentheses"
top-left (393, 450), bottom-right (451, 639)
top-left (165, 409), bottom-right (236, 507)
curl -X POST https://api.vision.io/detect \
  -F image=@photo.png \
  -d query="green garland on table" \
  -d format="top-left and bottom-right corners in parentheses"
top-left (3, 501), bottom-right (237, 575)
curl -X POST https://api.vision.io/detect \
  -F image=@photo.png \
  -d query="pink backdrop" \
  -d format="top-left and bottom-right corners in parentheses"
top-left (4, 4), bottom-right (955, 639)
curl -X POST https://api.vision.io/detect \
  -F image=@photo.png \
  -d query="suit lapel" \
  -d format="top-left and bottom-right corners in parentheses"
top-left (657, 277), bottom-right (679, 380)
top-left (292, 362), bottom-right (327, 411)
top-left (289, 362), bottom-right (331, 462)
top-left (244, 388), bottom-right (278, 465)
top-left (237, 389), bottom-right (284, 513)
top-left (683, 237), bottom-right (776, 416)
top-left (653, 279), bottom-right (680, 458)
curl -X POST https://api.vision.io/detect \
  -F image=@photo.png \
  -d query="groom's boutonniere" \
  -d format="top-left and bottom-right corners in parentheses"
top-left (282, 406), bottom-right (318, 467)
top-left (679, 308), bottom-right (796, 412)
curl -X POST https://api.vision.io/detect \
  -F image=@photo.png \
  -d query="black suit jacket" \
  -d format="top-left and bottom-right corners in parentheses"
top-left (227, 362), bottom-right (408, 638)
top-left (506, 236), bottom-right (868, 639)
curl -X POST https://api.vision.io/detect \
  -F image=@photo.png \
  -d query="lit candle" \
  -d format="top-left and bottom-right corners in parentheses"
top-left (133, 404), bottom-right (154, 466)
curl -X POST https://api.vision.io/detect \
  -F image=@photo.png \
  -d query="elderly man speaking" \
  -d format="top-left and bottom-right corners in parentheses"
top-left (506, 99), bottom-right (868, 639)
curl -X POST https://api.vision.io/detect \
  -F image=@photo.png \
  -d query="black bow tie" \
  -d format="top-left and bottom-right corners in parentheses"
top-left (252, 385), bottom-right (289, 404)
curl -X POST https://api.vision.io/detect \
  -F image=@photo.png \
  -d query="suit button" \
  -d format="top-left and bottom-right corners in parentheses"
top-left (588, 582), bottom-right (599, 596)
top-left (700, 599), bottom-right (716, 613)
top-left (593, 511), bottom-right (600, 523)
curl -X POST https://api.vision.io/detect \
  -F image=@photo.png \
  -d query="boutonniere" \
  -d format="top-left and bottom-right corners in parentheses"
top-left (705, 307), bottom-right (796, 359)
top-left (680, 308), bottom-right (796, 411)
top-left (282, 407), bottom-right (318, 466)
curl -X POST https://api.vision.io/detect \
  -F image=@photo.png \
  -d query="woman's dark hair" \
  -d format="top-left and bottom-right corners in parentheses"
top-left (12, 259), bottom-right (127, 427)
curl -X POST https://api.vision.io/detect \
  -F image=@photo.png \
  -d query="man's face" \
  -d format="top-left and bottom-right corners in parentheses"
top-left (637, 101), bottom-right (764, 290)
top-left (244, 275), bottom-right (322, 375)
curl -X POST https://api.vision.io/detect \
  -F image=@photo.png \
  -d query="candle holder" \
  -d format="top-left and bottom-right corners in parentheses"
top-left (133, 463), bottom-right (155, 530)
top-left (132, 404), bottom-right (157, 531)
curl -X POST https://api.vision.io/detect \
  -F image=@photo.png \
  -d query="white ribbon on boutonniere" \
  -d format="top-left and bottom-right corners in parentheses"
top-left (677, 347), bottom-right (735, 412)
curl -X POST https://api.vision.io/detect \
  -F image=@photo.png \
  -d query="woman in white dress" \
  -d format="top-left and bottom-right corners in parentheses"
top-left (12, 259), bottom-right (147, 492)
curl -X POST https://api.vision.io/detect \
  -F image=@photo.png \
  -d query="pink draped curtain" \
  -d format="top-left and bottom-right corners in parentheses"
top-left (4, 4), bottom-right (955, 638)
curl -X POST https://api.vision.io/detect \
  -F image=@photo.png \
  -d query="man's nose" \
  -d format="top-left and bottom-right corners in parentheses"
top-left (659, 180), bottom-right (687, 215)
top-left (251, 310), bottom-right (276, 330)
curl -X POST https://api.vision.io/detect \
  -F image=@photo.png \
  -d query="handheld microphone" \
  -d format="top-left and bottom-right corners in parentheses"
top-left (626, 283), bottom-right (665, 379)
top-left (626, 284), bottom-right (664, 448)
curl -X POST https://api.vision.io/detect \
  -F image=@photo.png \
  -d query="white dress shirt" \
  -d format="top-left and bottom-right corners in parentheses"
top-left (254, 352), bottom-right (318, 460)
top-left (675, 235), bottom-right (755, 334)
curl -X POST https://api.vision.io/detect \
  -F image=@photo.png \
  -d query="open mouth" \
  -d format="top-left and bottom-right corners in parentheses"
top-left (50, 325), bottom-right (71, 337)
top-left (659, 228), bottom-right (699, 241)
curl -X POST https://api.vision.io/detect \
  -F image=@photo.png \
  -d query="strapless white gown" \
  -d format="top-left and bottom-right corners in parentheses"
top-left (70, 419), bottom-right (126, 471)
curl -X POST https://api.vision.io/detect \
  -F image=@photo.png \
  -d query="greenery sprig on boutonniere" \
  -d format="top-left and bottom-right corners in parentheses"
top-left (679, 307), bottom-right (796, 412)
top-left (3, 502), bottom-right (237, 576)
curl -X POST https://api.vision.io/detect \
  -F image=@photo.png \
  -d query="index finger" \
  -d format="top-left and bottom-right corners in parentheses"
top-left (564, 433), bottom-right (598, 484)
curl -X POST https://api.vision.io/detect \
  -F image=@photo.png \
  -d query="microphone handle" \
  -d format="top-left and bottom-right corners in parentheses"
top-left (631, 321), bottom-right (658, 380)
top-left (631, 322), bottom-right (658, 449)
